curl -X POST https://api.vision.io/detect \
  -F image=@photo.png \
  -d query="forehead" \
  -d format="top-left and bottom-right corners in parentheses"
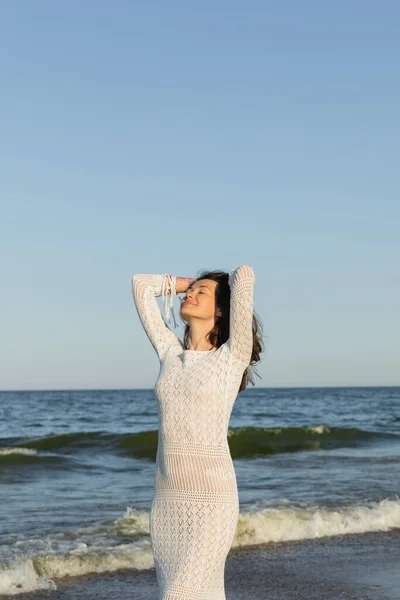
top-left (190, 279), bottom-right (216, 289)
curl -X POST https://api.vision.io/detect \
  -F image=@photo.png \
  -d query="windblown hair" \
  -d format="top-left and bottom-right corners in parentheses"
top-left (181, 270), bottom-right (264, 393)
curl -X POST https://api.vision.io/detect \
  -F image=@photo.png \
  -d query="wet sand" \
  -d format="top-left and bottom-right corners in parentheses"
top-left (16, 529), bottom-right (400, 600)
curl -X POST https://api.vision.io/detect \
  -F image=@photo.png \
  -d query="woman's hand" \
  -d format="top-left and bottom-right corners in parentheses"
top-left (175, 277), bottom-right (197, 294)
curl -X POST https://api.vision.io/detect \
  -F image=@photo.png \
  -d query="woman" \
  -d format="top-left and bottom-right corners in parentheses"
top-left (131, 265), bottom-right (263, 600)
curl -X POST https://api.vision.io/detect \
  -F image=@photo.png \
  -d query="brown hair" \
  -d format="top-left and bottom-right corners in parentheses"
top-left (181, 270), bottom-right (264, 393)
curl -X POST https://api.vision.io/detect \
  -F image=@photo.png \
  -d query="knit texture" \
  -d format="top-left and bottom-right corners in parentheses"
top-left (131, 265), bottom-right (256, 600)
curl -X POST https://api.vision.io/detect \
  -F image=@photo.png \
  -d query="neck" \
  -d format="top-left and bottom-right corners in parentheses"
top-left (186, 317), bottom-right (217, 351)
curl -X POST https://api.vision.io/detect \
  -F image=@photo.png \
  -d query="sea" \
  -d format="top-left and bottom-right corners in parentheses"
top-left (0, 386), bottom-right (399, 596)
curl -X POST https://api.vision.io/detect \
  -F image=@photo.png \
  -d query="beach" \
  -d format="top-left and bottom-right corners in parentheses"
top-left (2, 387), bottom-right (399, 598)
top-left (14, 530), bottom-right (400, 600)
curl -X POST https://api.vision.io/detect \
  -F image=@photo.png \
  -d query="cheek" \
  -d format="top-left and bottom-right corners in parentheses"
top-left (204, 297), bottom-right (215, 310)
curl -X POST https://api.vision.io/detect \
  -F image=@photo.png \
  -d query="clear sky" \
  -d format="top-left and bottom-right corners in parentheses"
top-left (1, 1), bottom-right (399, 390)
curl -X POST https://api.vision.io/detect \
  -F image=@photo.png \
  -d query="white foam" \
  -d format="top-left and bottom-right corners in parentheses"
top-left (305, 424), bottom-right (330, 434)
top-left (0, 542), bottom-right (153, 595)
top-left (0, 559), bottom-right (56, 596)
top-left (0, 448), bottom-right (37, 456)
top-left (34, 541), bottom-right (154, 579)
top-left (1, 499), bottom-right (399, 595)
top-left (234, 497), bottom-right (400, 547)
top-left (116, 506), bottom-right (151, 536)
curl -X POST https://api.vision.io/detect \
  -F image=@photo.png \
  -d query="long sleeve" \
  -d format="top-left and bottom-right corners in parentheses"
top-left (227, 265), bottom-right (256, 366)
top-left (131, 274), bottom-right (181, 362)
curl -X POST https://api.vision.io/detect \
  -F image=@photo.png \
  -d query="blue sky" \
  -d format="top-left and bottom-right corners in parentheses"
top-left (1, 1), bottom-right (399, 390)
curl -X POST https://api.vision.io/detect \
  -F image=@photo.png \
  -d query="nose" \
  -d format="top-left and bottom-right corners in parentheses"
top-left (183, 292), bottom-right (195, 304)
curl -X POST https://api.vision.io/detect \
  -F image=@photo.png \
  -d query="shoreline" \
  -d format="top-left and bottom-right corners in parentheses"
top-left (12, 529), bottom-right (400, 600)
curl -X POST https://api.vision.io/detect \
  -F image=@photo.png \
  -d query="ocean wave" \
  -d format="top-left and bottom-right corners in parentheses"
top-left (0, 560), bottom-right (56, 597)
top-left (0, 447), bottom-right (66, 467)
top-left (0, 448), bottom-right (37, 456)
top-left (234, 496), bottom-right (400, 546)
top-left (1, 498), bottom-right (399, 595)
top-left (2, 424), bottom-right (396, 462)
top-left (227, 424), bottom-right (397, 458)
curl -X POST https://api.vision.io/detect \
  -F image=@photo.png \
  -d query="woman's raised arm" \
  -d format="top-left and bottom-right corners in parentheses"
top-left (131, 273), bottom-right (184, 362)
top-left (227, 265), bottom-right (256, 366)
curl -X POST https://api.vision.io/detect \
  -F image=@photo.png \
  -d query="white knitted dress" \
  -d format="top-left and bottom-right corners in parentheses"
top-left (131, 265), bottom-right (255, 600)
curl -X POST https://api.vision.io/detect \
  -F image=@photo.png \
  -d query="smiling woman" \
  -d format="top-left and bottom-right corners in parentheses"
top-left (178, 277), bottom-right (222, 351)
top-left (179, 269), bottom-right (263, 384)
top-left (131, 266), bottom-right (264, 600)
